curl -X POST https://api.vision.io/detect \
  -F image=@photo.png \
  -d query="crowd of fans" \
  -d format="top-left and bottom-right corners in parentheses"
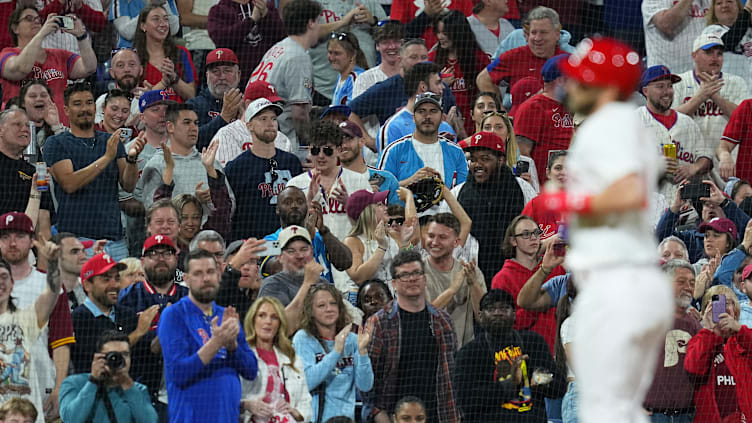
top-left (0, 0), bottom-right (751, 422)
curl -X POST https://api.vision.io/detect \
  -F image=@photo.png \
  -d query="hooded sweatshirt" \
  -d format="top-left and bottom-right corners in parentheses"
top-left (207, 0), bottom-right (286, 85)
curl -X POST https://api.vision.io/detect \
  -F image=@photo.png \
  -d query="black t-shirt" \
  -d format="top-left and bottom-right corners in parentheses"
top-left (0, 151), bottom-right (53, 215)
top-left (397, 306), bottom-right (439, 421)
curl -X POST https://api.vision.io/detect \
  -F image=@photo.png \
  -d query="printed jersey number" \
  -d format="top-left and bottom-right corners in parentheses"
top-left (251, 61), bottom-right (274, 82)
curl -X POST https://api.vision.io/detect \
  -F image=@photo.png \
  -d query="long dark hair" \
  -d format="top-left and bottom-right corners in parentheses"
top-left (0, 258), bottom-right (17, 313)
top-left (433, 10), bottom-right (484, 90)
top-left (300, 283), bottom-right (351, 342)
top-left (133, 5), bottom-right (179, 76)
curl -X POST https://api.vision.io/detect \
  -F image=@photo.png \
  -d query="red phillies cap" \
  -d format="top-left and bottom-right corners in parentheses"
top-left (0, 212), bottom-right (34, 234)
top-left (346, 190), bottom-right (388, 221)
top-left (509, 76), bottom-right (542, 117)
top-left (698, 217), bottom-right (737, 240)
top-left (742, 263), bottom-right (752, 281)
top-left (81, 253), bottom-right (126, 281)
top-left (244, 80), bottom-right (283, 103)
top-left (206, 48), bottom-right (238, 67)
top-left (459, 131), bottom-right (505, 154)
top-left (142, 234), bottom-right (177, 256)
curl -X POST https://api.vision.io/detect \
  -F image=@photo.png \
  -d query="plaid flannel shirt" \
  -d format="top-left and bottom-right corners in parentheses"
top-left (364, 300), bottom-right (461, 423)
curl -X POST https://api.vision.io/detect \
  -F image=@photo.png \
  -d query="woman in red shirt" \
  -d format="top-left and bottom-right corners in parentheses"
top-left (522, 149), bottom-right (567, 241)
top-left (428, 10), bottom-right (490, 135)
top-left (491, 215), bottom-right (563, 353)
top-left (133, 4), bottom-right (196, 102)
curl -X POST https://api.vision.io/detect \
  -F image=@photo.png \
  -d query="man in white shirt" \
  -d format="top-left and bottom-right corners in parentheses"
top-left (545, 38), bottom-right (674, 422)
top-left (351, 20), bottom-right (403, 100)
top-left (466, 0), bottom-right (515, 58)
top-left (672, 32), bottom-right (749, 183)
top-left (642, 0), bottom-right (711, 74)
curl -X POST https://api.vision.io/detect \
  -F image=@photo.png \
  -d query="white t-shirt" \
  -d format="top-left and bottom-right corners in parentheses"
top-left (0, 307), bottom-right (44, 423)
top-left (672, 69), bottom-right (750, 153)
top-left (411, 139), bottom-right (445, 180)
top-left (635, 105), bottom-right (711, 201)
top-left (566, 102), bottom-right (663, 270)
top-left (560, 315), bottom-right (575, 379)
top-left (37, 0), bottom-right (102, 55)
top-left (352, 67), bottom-right (389, 100)
top-left (642, 0), bottom-right (711, 74)
top-left (182, 0), bottom-right (218, 51)
top-left (248, 37), bottom-right (313, 150)
top-left (213, 120), bottom-right (292, 167)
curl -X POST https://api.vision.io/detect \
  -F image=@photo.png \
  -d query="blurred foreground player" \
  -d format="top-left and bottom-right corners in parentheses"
top-left (541, 38), bottom-right (674, 422)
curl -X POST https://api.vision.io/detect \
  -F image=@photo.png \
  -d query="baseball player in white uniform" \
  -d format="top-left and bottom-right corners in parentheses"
top-left (637, 65), bottom-right (713, 201)
top-left (543, 38), bottom-right (674, 423)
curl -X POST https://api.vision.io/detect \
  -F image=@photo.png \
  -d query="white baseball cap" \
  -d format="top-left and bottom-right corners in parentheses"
top-left (693, 32), bottom-right (724, 52)
top-left (244, 98), bottom-right (283, 123)
top-left (278, 225), bottom-right (312, 249)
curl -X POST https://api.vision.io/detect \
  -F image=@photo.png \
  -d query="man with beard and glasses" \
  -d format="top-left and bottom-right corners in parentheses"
top-left (337, 120), bottom-right (400, 205)
top-left (225, 98), bottom-right (303, 241)
top-left (187, 48), bottom-right (245, 151)
top-left (261, 186), bottom-right (352, 283)
top-left (158, 249), bottom-right (258, 423)
top-left (454, 289), bottom-right (565, 422)
top-left (95, 48), bottom-right (143, 124)
top-left (378, 92), bottom-right (467, 191)
top-left (450, 131), bottom-right (525, 283)
top-left (258, 225), bottom-right (328, 308)
top-left (43, 83), bottom-right (146, 261)
top-left (637, 65), bottom-right (712, 201)
top-left (539, 38), bottom-right (674, 422)
top-left (71, 253), bottom-right (156, 377)
top-left (118, 234), bottom-right (187, 413)
top-left (642, 259), bottom-right (702, 422)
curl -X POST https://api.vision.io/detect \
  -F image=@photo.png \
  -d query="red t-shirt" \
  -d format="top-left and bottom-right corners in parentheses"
top-left (428, 49), bottom-right (490, 134)
top-left (521, 195), bottom-right (562, 242)
top-left (143, 45), bottom-right (197, 103)
top-left (513, 93), bottom-right (573, 186)
top-left (0, 0), bottom-right (16, 51)
top-left (490, 259), bottom-right (564, 353)
top-left (390, 0), bottom-right (474, 48)
top-left (650, 108), bottom-right (679, 130)
top-left (487, 45), bottom-right (564, 90)
top-left (0, 47), bottom-right (79, 126)
top-left (721, 99), bottom-right (752, 183)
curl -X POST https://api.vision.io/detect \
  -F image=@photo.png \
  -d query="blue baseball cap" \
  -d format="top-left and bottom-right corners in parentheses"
top-left (541, 54), bottom-right (569, 83)
top-left (640, 65), bottom-right (681, 90)
top-left (139, 90), bottom-right (171, 113)
top-left (320, 105), bottom-right (351, 120)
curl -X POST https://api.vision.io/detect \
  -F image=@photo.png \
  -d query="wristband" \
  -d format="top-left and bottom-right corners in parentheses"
top-left (125, 155), bottom-right (137, 164)
top-left (720, 198), bottom-right (730, 209)
top-left (76, 32), bottom-right (89, 41)
top-left (541, 191), bottom-right (593, 214)
top-left (540, 266), bottom-right (551, 276)
top-left (378, 246), bottom-right (387, 252)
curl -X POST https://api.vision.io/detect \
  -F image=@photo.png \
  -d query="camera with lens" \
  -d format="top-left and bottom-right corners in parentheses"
top-left (104, 351), bottom-right (125, 370)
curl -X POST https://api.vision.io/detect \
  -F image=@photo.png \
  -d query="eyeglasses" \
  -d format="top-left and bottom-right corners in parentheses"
top-left (394, 270), bottom-right (425, 281)
top-left (513, 229), bottom-right (543, 239)
top-left (110, 47), bottom-right (137, 59)
top-left (20, 15), bottom-right (42, 24)
top-left (144, 249), bottom-right (176, 258)
top-left (310, 146), bottom-right (335, 157)
top-left (387, 217), bottom-right (404, 226)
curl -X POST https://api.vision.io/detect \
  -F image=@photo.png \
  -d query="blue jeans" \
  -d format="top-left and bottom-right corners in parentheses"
top-left (562, 381), bottom-right (578, 423)
top-left (648, 411), bottom-right (695, 423)
top-left (546, 397), bottom-right (563, 422)
top-left (79, 237), bottom-right (129, 261)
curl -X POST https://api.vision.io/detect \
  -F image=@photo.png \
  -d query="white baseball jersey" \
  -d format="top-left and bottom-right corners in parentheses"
top-left (213, 119), bottom-right (292, 167)
top-left (308, 0), bottom-right (386, 100)
top-left (642, 0), bottom-right (711, 74)
top-left (636, 105), bottom-right (711, 201)
top-left (566, 102), bottom-right (663, 271)
top-left (352, 67), bottom-right (388, 100)
top-left (672, 69), bottom-right (750, 152)
top-left (248, 37), bottom-right (313, 151)
top-left (37, 0), bottom-right (103, 54)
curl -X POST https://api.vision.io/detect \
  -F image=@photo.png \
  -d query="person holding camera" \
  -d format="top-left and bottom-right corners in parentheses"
top-left (656, 179), bottom-right (750, 264)
top-left (59, 330), bottom-right (157, 423)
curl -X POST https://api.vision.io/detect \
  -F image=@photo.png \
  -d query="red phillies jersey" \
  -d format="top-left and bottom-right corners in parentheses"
top-left (513, 93), bottom-right (573, 186)
top-left (428, 49), bottom-right (490, 134)
top-left (487, 45), bottom-right (564, 90)
top-left (390, 0), bottom-right (474, 48)
top-left (522, 195), bottom-right (563, 242)
top-left (143, 45), bottom-right (197, 103)
top-left (721, 98), bottom-right (752, 183)
top-left (0, 47), bottom-right (79, 126)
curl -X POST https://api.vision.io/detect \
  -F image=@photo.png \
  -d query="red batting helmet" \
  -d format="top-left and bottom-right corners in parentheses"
top-left (560, 37), bottom-right (642, 97)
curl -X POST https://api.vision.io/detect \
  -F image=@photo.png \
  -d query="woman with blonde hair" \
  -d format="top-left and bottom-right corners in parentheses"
top-left (242, 296), bottom-right (312, 422)
top-left (118, 257), bottom-right (146, 289)
top-left (292, 283), bottom-right (373, 422)
top-left (479, 111), bottom-right (538, 191)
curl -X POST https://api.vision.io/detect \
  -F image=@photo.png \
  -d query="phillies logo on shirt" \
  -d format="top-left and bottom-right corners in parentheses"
top-left (551, 112), bottom-right (574, 129)
top-left (197, 328), bottom-right (210, 344)
top-left (208, 111), bottom-right (220, 119)
top-left (685, 97), bottom-right (724, 117)
top-left (320, 9), bottom-right (341, 23)
top-left (32, 66), bottom-right (64, 82)
top-left (673, 140), bottom-right (697, 164)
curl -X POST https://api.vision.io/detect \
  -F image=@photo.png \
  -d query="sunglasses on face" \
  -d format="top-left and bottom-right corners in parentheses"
top-left (310, 146), bottom-right (335, 157)
top-left (388, 217), bottom-right (405, 226)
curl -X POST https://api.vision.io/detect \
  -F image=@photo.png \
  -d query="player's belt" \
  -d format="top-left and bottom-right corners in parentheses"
top-left (645, 407), bottom-right (695, 416)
